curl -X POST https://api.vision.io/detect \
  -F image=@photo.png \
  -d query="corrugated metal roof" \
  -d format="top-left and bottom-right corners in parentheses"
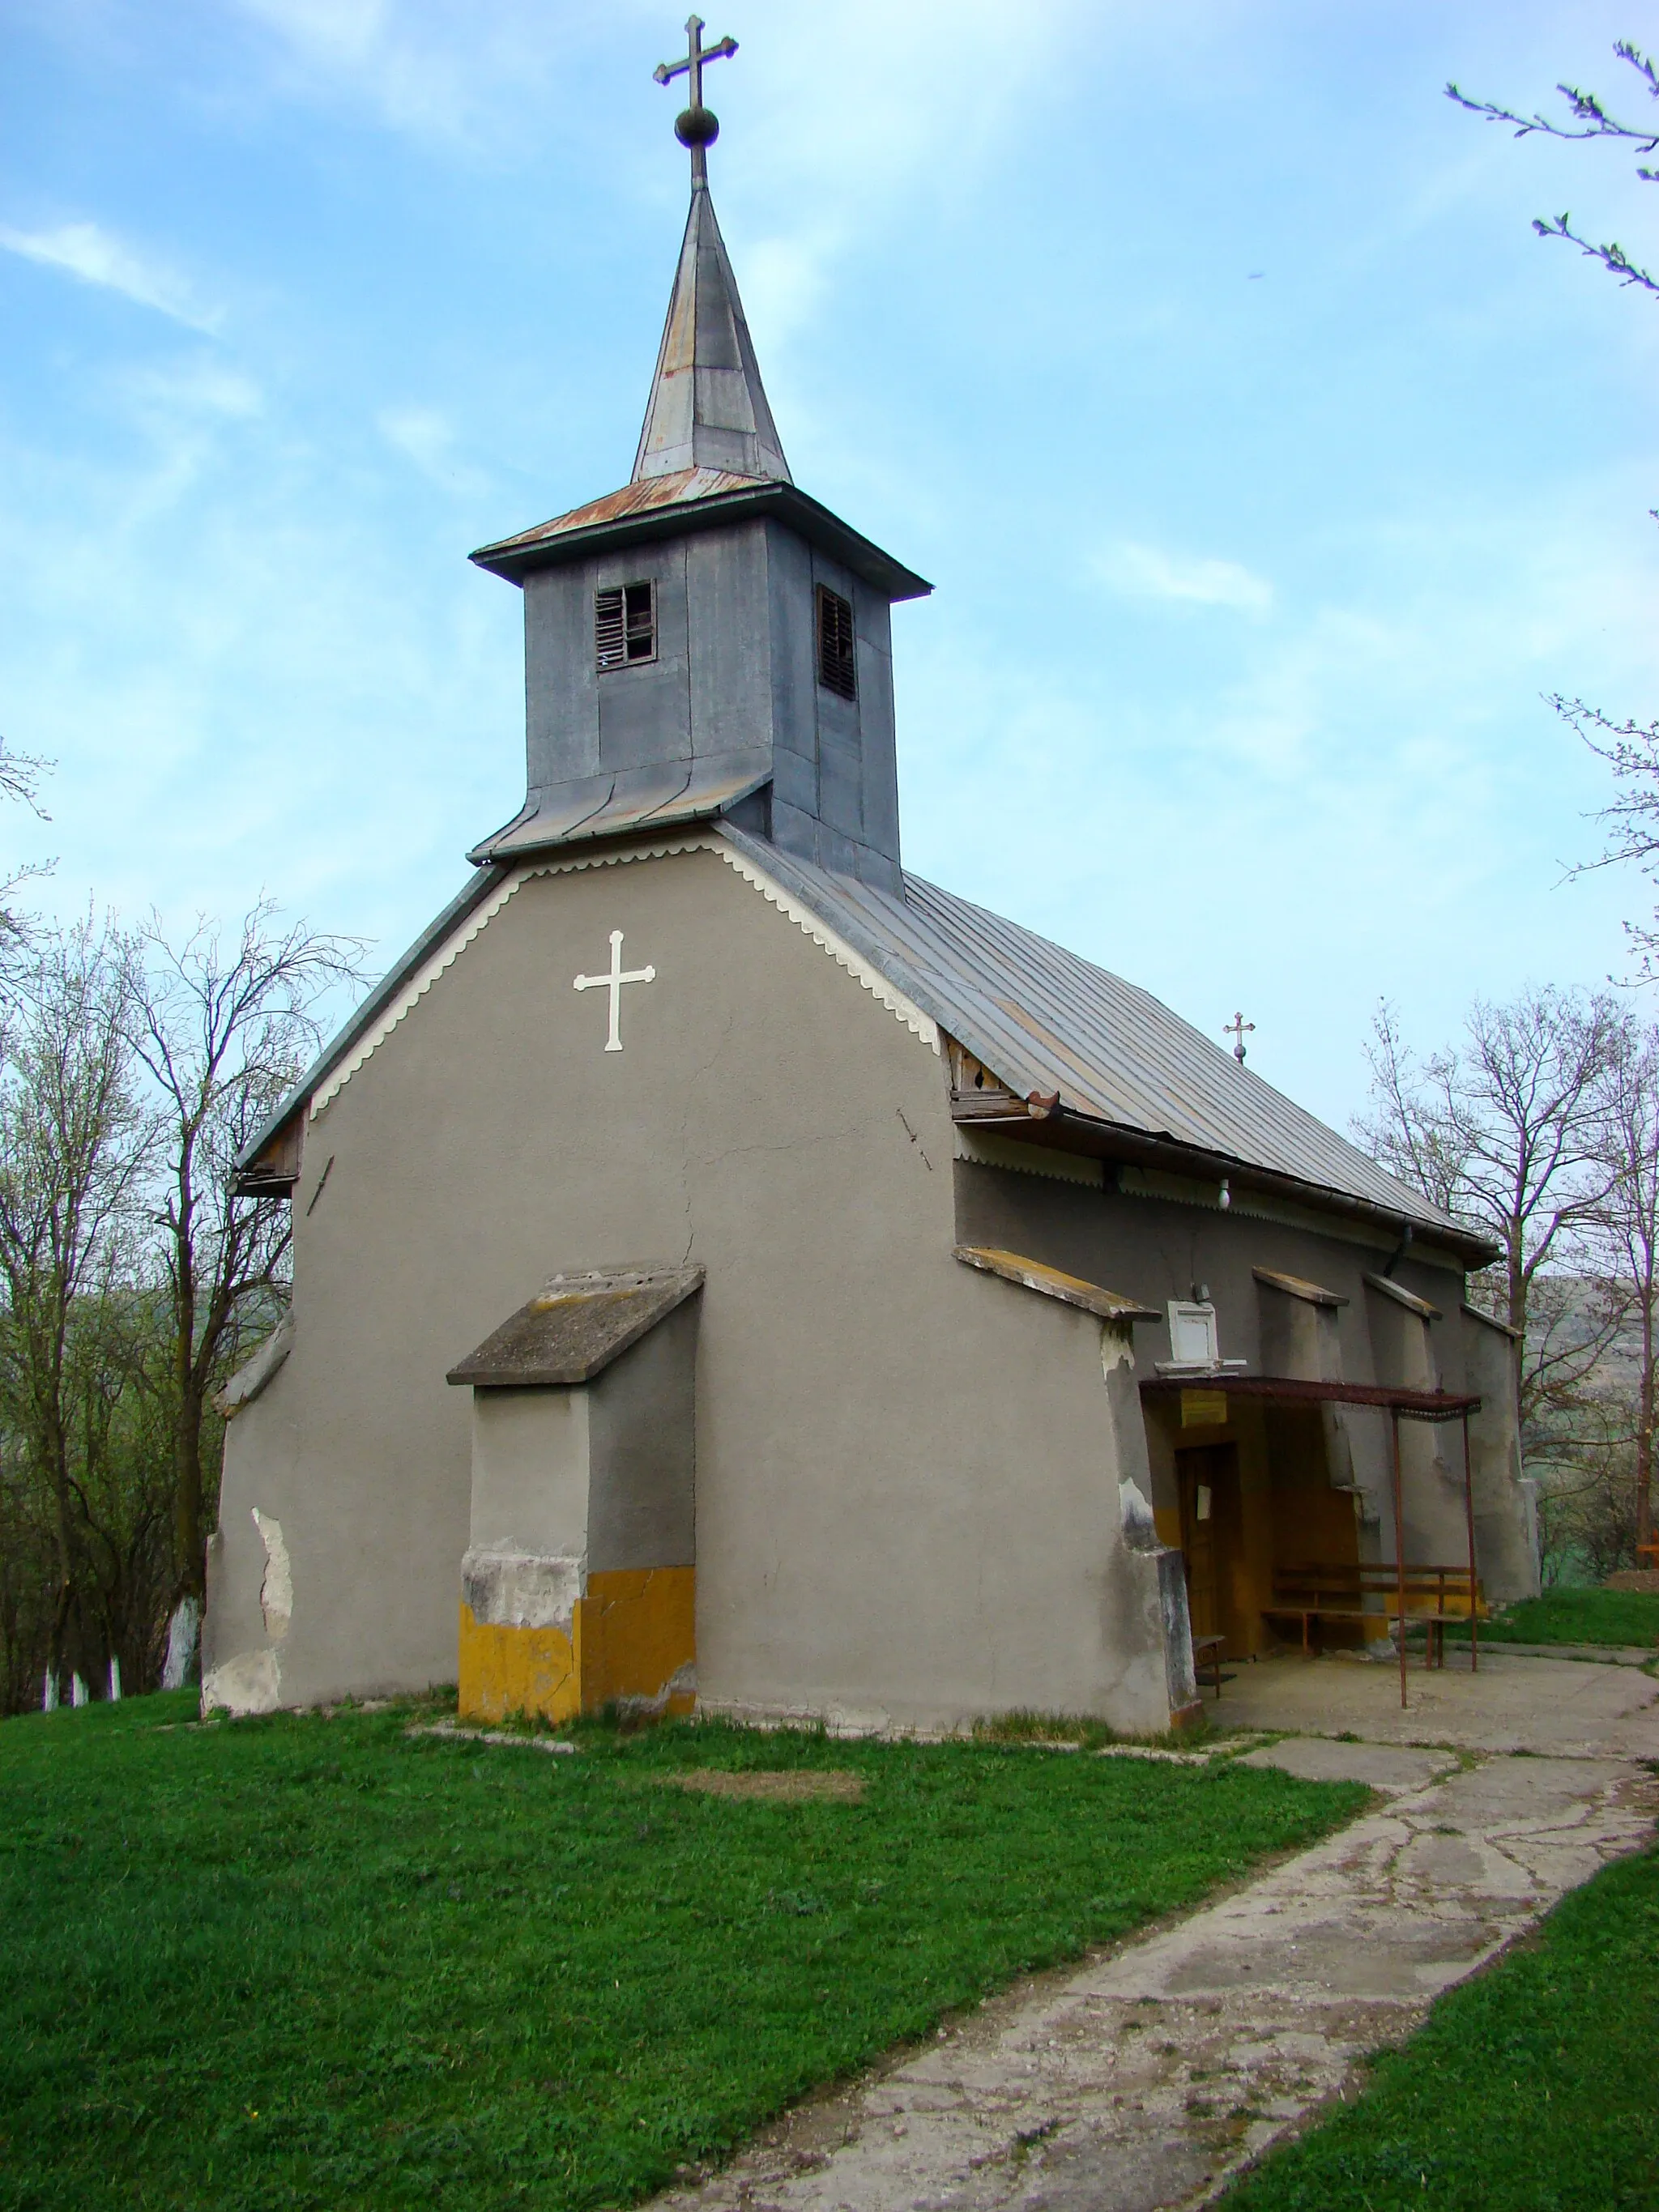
top-left (720, 826), bottom-right (1463, 1238)
top-left (241, 821), bottom-right (1463, 1243)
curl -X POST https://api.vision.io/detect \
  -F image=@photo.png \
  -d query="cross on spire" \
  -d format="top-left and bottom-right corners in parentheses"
top-left (654, 15), bottom-right (739, 185)
top-left (1223, 1012), bottom-right (1256, 1065)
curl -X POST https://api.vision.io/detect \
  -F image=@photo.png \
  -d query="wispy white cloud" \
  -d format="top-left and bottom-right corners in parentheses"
top-left (1097, 541), bottom-right (1274, 615)
top-left (0, 219), bottom-right (222, 332)
top-left (127, 359), bottom-right (263, 420)
top-left (377, 405), bottom-right (489, 496)
top-left (229, 0), bottom-right (580, 144)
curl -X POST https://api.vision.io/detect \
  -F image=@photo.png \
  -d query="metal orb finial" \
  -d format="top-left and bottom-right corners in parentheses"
top-left (675, 105), bottom-right (720, 147)
top-left (655, 15), bottom-right (738, 180)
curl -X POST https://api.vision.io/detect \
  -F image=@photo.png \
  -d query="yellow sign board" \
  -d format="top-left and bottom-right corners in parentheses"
top-left (1180, 1389), bottom-right (1229, 1428)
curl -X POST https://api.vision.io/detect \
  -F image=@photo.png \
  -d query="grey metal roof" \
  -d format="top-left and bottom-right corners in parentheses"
top-left (469, 471), bottom-right (931, 600)
top-left (632, 179), bottom-right (791, 484)
top-left (720, 826), bottom-right (1466, 1241)
top-left (241, 823), bottom-right (1465, 1247)
top-left (469, 757), bottom-right (770, 866)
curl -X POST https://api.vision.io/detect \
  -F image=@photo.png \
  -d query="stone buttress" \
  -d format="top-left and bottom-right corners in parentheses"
top-left (447, 1267), bottom-right (702, 1722)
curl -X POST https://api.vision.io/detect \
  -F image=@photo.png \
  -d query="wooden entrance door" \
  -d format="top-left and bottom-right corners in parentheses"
top-left (1176, 1443), bottom-right (1243, 1648)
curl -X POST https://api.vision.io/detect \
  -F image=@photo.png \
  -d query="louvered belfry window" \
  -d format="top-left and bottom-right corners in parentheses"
top-left (595, 581), bottom-right (656, 671)
top-left (816, 584), bottom-right (857, 702)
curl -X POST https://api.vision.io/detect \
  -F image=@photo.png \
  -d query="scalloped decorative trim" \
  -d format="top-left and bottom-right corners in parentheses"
top-left (309, 833), bottom-right (936, 1120)
top-left (712, 842), bottom-right (939, 1051)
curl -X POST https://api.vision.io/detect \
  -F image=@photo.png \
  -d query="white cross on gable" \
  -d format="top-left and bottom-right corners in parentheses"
top-left (574, 930), bottom-right (656, 1052)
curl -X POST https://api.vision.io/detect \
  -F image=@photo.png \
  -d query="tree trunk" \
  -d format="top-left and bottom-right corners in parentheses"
top-left (1640, 1278), bottom-right (1655, 1559)
top-left (174, 1377), bottom-right (207, 1605)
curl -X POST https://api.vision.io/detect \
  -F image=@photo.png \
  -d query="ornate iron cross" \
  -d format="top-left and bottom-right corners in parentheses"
top-left (1223, 1012), bottom-right (1256, 1064)
top-left (654, 15), bottom-right (738, 178)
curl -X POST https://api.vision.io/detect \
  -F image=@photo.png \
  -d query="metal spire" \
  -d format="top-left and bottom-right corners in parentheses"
top-left (633, 16), bottom-right (791, 484)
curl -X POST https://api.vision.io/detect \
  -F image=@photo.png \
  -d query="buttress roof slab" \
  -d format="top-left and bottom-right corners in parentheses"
top-left (447, 1267), bottom-right (705, 1387)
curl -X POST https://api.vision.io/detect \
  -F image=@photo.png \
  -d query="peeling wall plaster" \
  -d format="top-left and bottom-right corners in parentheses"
top-left (252, 1508), bottom-right (292, 1640)
top-left (202, 1647), bottom-right (281, 1715)
top-left (1100, 1321), bottom-right (1137, 1374)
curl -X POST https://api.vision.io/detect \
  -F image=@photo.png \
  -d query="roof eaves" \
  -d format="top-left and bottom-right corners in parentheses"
top-left (471, 480), bottom-right (932, 602)
top-left (714, 827), bottom-right (1495, 1265)
top-left (990, 1108), bottom-right (1498, 1268)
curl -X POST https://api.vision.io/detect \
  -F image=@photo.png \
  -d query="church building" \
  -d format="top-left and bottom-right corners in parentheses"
top-left (203, 32), bottom-right (1534, 1733)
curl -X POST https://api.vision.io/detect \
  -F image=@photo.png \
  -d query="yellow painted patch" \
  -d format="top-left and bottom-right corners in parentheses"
top-left (580, 1567), bottom-right (697, 1715)
top-left (1153, 1507), bottom-right (1183, 1549)
top-left (457, 1566), bottom-right (696, 1724)
top-left (457, 1602), bottom-right (580, 1724)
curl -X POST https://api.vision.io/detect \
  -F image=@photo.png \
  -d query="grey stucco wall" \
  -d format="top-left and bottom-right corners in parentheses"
top-left (207, 843), bottom-right (1171, 1731)
top-left (469, 1388), bottom-right (590, 1557)
top-left (586, 1299), bottom-right (698, 1573)
top-left (1461, 1308), bottom-right (1537, 1603)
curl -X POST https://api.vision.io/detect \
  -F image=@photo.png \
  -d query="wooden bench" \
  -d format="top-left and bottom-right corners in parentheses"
top-left (1192, 1633), bottom-right (1226, 1699)
top-left (1265, 1563), bottom-right (1485, 1669)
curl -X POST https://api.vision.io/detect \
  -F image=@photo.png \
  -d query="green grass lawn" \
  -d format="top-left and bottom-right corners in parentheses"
top-left (1, 1693), bottom-right (1363, 2212)
top-left (1453, 1587), bottom-right (1659, 1649)
top-left (1219, 1842), bottom-right (1659, 2211)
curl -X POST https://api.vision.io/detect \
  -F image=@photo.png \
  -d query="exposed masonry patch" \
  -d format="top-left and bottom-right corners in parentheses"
top-left (251, 1508), bottom-right (292, 1640)
top-left (406, 1723), bottom-right (578, 1755)
top-left (1100, 1323), bottom-right (1136, 1375)
top-left (309, 835), bottom-right (938, 1121)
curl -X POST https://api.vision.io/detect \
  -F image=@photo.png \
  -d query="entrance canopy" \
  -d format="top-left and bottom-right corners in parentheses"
top-left (1139, 1374), bottom-right (1483, 1708)
top-left (1139, 1375), bottom-right (1478, 1421)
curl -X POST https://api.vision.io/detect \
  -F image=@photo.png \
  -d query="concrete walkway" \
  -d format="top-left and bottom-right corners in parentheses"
top-left (654, 1659), bottom-right (1659, 2212)
top-left (1205, 1647), bottom-right (1659, 1758)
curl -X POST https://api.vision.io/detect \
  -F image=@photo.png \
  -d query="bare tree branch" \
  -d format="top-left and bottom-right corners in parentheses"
top-left (1448, 40), bottom-right (1659, 297)
top-left (1557, 695), bottom-right (1659, 975)
top-left (1354, 987), bottom-right (1624, 1443)
top-left (127, 900), bottom-right (367, 1626)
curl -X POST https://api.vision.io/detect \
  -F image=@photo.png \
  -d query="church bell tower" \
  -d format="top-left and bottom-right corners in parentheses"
top-left (468, 17), bottom-right (930, 894)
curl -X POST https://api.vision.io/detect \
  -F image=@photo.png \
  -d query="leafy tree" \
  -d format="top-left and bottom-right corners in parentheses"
top-left (1586, 1020), bottom-right (1659, 1558)
top-left (0, 918), bottom-right (149, 1698)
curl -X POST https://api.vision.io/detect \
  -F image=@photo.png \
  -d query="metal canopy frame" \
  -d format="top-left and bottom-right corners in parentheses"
top-left (1139, 1374), bottom-right (1483, 1709)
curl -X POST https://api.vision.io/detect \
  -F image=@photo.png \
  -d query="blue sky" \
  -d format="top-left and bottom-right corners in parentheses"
top-left (1, 0), bottom-right (1655, 1130)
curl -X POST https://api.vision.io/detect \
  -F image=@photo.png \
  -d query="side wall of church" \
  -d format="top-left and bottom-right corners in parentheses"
top-left (206, 843), bottom-right (1174, 1730)
top-left (953, 1161), bottom-right (1534, 1604)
